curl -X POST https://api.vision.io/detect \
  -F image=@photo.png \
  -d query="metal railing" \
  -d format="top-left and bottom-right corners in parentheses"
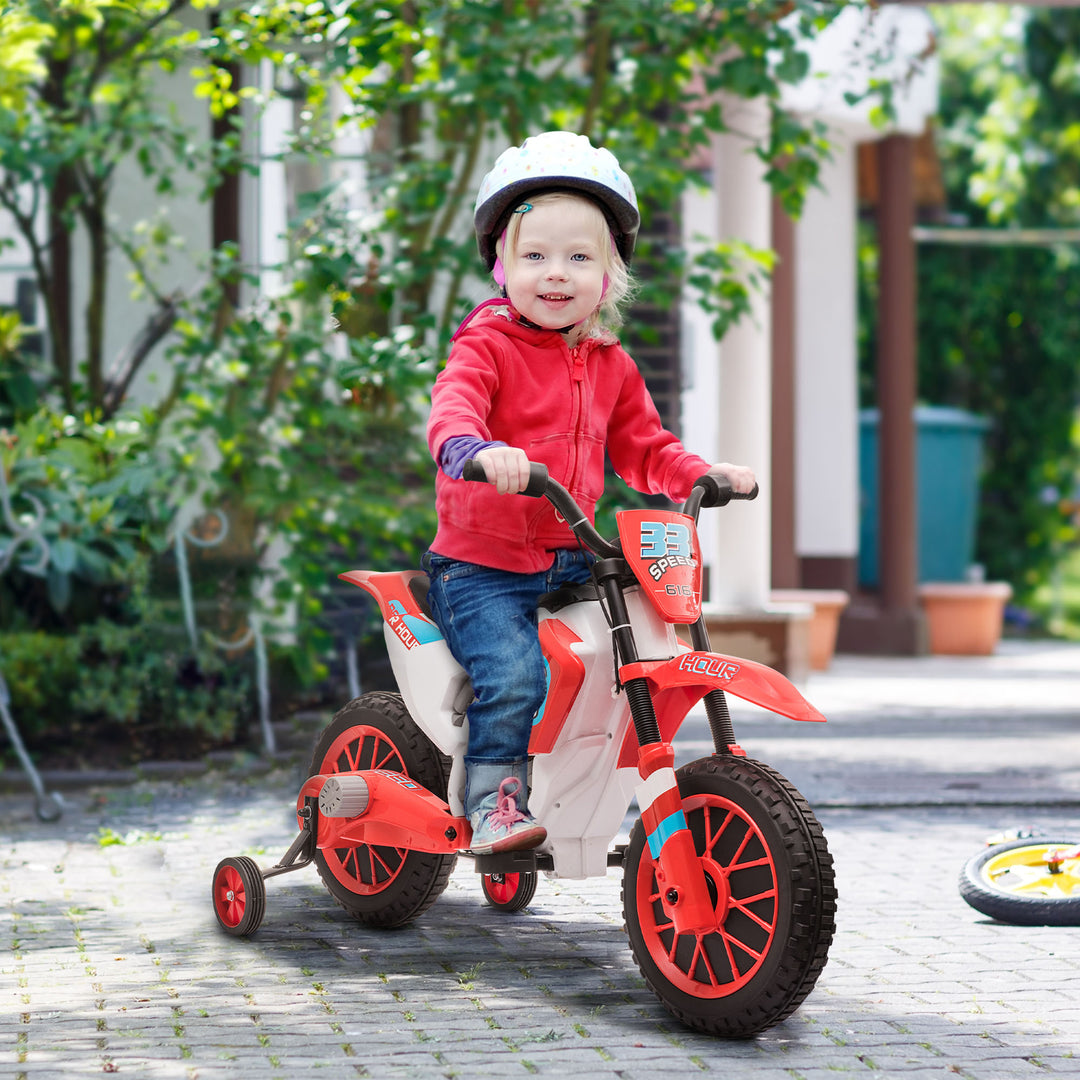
top-left (0, 463), bottom-right (63, 820)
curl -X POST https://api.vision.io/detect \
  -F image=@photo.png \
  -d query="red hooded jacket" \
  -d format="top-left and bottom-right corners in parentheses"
top-left (427, 306), bottom-right (710, 573)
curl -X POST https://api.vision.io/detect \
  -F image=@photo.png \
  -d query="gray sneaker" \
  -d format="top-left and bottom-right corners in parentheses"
top-left (468, 777), bottom-right (546, 855)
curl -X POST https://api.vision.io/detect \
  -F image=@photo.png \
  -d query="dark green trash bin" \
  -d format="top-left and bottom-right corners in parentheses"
top-left (859, 406), bottom-right (990, 587)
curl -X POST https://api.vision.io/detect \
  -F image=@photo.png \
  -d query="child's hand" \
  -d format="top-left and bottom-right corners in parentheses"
top-left (475, 446), bottom-right (533, 495)
top-left (708, 463), bottom-right (756, 495)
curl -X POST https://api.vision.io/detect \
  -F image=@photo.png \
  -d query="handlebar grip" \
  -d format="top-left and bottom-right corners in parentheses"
top-left (521, 462), bottom-right (550, 498)
top-left (462, 458), bottom-right (550, 498)
top-left (693, 475), bottom-right (760, 507)
top-left (461, 459), bottom-right (488, 484)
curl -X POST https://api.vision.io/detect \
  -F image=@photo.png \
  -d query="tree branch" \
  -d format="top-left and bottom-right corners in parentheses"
top-left (581, 7), bottom-right (611, 138)
top-left (101, 292), bottom-right (181, 419)
top-left (89, 0), bottom-right (192, 87)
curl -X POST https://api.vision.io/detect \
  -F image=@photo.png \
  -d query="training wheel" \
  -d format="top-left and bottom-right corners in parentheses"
top-left (481, 870), bottom-right (538, 912)
top-left (212, 855), bottom-right (267, 936)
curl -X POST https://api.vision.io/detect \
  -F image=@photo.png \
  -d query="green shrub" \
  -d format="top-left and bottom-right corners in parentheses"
top-left (1, 409), bottom-right (179, 629)
top-left (0, 565), bottom-right (253, 767)
top-left (917, 244), bottom-right (1080, 597)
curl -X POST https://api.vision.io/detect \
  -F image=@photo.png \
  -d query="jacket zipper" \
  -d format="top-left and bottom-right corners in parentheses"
top-left (567, 341), bottom-right (588, 498)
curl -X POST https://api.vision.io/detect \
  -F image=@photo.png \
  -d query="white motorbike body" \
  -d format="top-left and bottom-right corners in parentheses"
top-left (379, 577), bottom-right (680, 879)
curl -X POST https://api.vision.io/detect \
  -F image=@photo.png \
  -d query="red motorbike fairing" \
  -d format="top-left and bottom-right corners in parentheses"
top-left (529, 620), bottom-right (586, 755)
top-left (617, 509), bottom-right (702, 623)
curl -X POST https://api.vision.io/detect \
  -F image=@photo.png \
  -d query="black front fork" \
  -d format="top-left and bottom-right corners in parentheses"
top-left (688, 616), bottom-right (738, 754)
top-left (593, 559), bottom-right (736, 756)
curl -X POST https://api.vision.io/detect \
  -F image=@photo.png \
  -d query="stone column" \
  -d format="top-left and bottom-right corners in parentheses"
top-left (708, 101), bottom-right (773, 611)
top-left (770, 196), bottom-right (798, 591)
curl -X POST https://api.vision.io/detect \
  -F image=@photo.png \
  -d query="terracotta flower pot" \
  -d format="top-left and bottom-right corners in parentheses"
top-left (917, 582), bottom-right (1013, 655)
top-left (770, 589), bottom-right (850, 671)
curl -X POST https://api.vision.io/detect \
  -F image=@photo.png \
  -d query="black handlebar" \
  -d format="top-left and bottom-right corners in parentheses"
top-left (462, 458), bottom-right (550, 498)
top-left (691, 475), bottom-right (760, 508)
top-left (460, 458), bottom-right (756, 558)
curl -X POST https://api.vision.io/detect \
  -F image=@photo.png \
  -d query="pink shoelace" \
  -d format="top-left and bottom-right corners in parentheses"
top-left (487, 777), bottom-right (528, 831)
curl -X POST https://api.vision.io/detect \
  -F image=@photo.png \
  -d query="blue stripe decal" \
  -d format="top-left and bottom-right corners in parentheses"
top-left (646, 810), bottom-right (687, 860)
top-left (532, 657), bottom-right (552, 727)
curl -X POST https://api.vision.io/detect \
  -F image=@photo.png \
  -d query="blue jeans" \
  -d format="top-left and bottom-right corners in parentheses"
top-left (424, 548), bottom-right (594, 816)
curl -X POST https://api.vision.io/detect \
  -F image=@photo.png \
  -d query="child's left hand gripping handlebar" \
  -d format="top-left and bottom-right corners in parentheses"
top-left (462, 457), bottom-right (550, 498)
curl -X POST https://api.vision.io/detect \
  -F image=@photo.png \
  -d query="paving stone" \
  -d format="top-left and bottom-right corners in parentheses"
top-left (4, 642), bottom-right (1080, 1077)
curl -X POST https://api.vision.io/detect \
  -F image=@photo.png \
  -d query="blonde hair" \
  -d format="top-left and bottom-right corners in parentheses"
top-left (499, 191), bottom-right (635, 336)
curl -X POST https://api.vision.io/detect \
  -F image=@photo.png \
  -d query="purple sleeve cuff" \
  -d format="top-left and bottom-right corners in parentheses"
top-left (438, 435), bottom-right (509, 480)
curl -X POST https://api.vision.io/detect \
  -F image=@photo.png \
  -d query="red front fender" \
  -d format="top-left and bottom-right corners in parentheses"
top-left (616, 651), bottom-right (826, 768)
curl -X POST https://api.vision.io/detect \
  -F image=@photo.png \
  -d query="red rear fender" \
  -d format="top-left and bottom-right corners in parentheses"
top-left (338, 570), bottom-right (443, 648)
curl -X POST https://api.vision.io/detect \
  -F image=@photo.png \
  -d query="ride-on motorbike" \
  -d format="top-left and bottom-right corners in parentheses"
top-left (211, 463), bottom-right (837, 1036)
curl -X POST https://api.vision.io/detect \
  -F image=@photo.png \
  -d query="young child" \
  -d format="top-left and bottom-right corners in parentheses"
top-left (424, 131), bottom-right (756, 855)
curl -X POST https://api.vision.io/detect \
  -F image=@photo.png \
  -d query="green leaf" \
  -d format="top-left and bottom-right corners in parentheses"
top-left (51, 537), bottom-right (78, 574)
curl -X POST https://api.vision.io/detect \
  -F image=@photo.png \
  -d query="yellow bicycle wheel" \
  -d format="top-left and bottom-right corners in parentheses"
top-left (959, 838), bottom-right (1080, 925)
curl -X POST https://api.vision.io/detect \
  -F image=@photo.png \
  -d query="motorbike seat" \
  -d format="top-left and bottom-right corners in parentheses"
top-left (408, 572), bottom-right (434, 620)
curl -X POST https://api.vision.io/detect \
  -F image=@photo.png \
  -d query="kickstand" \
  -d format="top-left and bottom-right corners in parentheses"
top-left (0, 671), bottom-right (64, 822)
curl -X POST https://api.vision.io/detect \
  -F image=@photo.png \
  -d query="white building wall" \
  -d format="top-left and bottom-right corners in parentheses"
top-left (89, 11), bottom-right (213, 407)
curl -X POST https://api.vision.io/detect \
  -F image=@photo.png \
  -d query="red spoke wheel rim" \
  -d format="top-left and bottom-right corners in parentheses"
top-left (634, 792), bottom-right (779, 997)
top-left (316, 724), bottom-right (409, 896)
top-left (214, 863), bottom-right (247, 928)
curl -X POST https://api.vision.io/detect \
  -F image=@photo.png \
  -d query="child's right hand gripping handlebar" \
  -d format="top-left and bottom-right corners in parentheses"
top-left (462, 456), bottom-right (550, 498)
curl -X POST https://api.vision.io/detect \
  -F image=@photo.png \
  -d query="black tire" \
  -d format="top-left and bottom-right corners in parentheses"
top-left (622, 755), bottom-right (836, 1037)
top-left (959, 838), bottom-right (1080, 925)
top-left (308, 691), bottom-right (457, 928)
top-left (212, 856), bottom-right (266, 937)
top-left (481, 871), bottom-right (538, 912)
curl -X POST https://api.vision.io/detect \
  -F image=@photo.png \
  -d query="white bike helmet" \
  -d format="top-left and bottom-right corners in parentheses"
top-left (473, 131), bottom-right (640, 269)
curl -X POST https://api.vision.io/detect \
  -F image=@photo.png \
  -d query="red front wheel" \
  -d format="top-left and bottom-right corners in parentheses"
top-left (622, 756), bottom-right (835, 1037)
top-left (212, 856), bottom-right (266, 937)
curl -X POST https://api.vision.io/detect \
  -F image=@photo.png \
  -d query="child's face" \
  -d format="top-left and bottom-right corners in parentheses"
top-left (502, 198), bottom-right (607, 333)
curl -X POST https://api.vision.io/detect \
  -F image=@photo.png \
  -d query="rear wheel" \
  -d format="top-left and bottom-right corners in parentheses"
top-left (960, 838), bottom-right (1080, 925)
top-left (622, 755), bottom-right (835, 1037)
top-left (481, 870), bottom-right (538, 912)
top-left (309, 691), bottom-right (456, 927)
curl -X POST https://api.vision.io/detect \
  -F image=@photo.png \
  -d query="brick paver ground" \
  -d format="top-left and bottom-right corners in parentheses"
top-left (3, 768), bottom-right (1079, 1079)
top-left (5, 640), bottom-right (1080, 1077)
